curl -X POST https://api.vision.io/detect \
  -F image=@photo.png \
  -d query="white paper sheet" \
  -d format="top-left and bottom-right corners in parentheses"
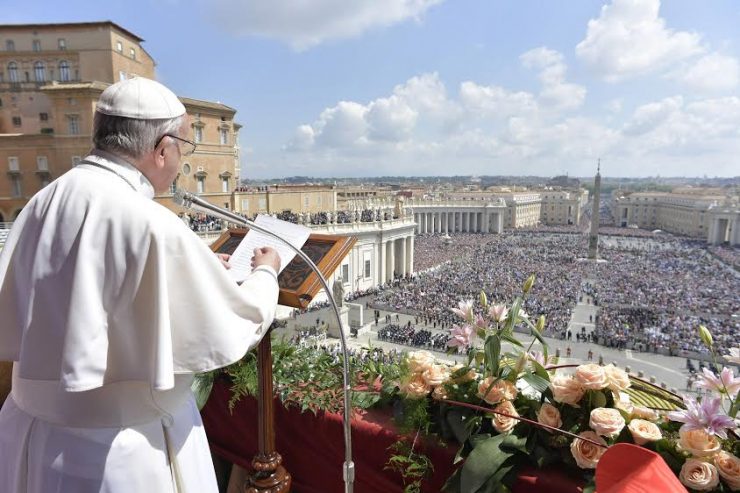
top-left (227, 215), bottom-right (311, 283)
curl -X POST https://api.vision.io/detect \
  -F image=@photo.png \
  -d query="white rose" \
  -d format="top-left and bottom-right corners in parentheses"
top-left (550, 375), bottom-right (585, 407)
top-left (603, 364), bottom-right (631, 392)
top-left (407, 350), bottom-right (435, 374)
top-left (570, 431), bottom-right (607, 469)
top-left (537, 403), bottom-right (562, 431)
top-left (678, 429), bottom-right (722, 458)
top-left (627, 419), bottom-right (662, 445)
top-left (631, 405), bottom-right (659, 422)
top-left (432, 385), bottom-right (449, 401)
top-left (589, 408), bottom-right (625, 438)
top-left (574, 364), bottom-right (608, 390)
top-left (680, 459), bottom-right (720, 491)
top-left (449, 364), bottom-right (476, 383)
top-left (492, 400), bottom-right (519, 434)
top-left (714, 451), bottom-right (740, 491)
top-left (421, 364), bottom-right (450, 387)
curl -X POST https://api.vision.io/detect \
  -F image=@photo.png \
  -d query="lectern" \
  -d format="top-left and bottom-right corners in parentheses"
top-left (211, 229), bottom-right (356, 492)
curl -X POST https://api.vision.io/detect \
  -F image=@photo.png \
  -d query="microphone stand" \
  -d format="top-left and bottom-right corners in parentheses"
top-left (173, 189), bottom-right (355, 493)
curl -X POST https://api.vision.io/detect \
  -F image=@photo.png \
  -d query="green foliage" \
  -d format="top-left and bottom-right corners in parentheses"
top-left (385, 438), bottom-right (435, 493)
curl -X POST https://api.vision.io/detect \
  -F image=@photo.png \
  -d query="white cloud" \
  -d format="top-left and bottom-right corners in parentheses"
top-left (576, 0), bottom-right (703, 81)
top-left (520, 47), bottom-right (586, 110)
top-left (210, 0), bottom-right (443, 50)
top-left (677, 53), bottom-right (740, 93)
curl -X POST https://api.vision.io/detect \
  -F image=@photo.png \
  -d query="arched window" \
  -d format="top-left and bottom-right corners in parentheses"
top-left (34, 61), bottom-right (45, 82)
top-left (7, 62), bottom-right (18, 83)
top-left (59, 61), bottom-right (70, 82)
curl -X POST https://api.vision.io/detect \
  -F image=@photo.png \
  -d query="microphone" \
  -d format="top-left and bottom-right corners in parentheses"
top-left (173, 189), bottom-right (356, 492)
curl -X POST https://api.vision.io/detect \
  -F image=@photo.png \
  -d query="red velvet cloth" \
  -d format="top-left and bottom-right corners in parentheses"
top-left (201, 377), bottom-right (583, 493)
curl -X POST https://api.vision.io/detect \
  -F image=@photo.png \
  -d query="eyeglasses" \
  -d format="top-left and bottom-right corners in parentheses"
top-left (155, 134), bottom-right (197, 156)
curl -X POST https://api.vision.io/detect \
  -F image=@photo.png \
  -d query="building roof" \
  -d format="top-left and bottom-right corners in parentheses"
top-left (39, 81), bottom-right (110, 92)
top-left (180, 97), bottom-right (236, 114)
top-left (0, 21), bottom-right (144, 42)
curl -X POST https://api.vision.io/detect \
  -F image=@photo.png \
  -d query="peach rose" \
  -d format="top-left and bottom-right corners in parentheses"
top-left (407, 350), bottom-right (435, 374)
top-left (678, 429), bottom-right (722, 458)
top-left (537, 403), bottom-right (562, 430)
top-left (449, 364), bottom-right (476, 383)
top-left (491, 400), bottom-right (519, 434)
top-left (714, 451), bottom-right (740, 491)
top-left (589, 408), bottom-right (626, 438)
top-left (400, 373), bottom-right (431, 399)
top-left (627, 419), bottom-right (662, 445)
top-left (477, 377), bottom-right (518, 405)
top-left (570, 431), bottom-right (607, 469)
top-left (422, 364), bottom-right (450, 387)
top-left (550, 375), bottom-right (585, 407)
top-left (574, 364), bottom-right (608, 390)
top-left (630, 405), bottom-right (659, 422)
top-left (680, 459), bottom-right (720, 491)
top-left (603, 364), bottom-right (631, 392)
top-left (432, 385), bottom-right (449, 401)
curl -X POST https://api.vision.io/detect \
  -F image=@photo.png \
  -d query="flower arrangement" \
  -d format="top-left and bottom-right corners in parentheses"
top-left (388, 275), bottom-right (739, 493)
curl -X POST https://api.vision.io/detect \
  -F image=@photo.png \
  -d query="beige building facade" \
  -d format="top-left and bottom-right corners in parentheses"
top-left (0, 21), bottom-right (240, 221)
top-left (612, 189), bottom-right (740, 245)
top-left (539, 189), bottom-right (589, 226)
top-left (233, 185), bottom-right (337, 217)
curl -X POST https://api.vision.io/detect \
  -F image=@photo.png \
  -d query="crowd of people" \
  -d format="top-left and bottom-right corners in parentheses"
top-left (377, 323), bottom-right (450, 352)
top-left (372, 233), bottom-right (588, 337)
top-left (275, 208), bottom-right (398, 226)
top-left (180, 213), bottom-right (224, 232)
top-left (371, 231), bottom-right (738, 356)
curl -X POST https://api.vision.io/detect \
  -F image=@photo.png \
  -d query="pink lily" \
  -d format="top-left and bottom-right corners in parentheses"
top-left (488, 304), bottom-right (509, 323)
top-left (695, 367), bottom-right (740, 398)
top-left (447, 324), bottom-right (475, 351)
top-left (451, 300), bottom-right (475, 323)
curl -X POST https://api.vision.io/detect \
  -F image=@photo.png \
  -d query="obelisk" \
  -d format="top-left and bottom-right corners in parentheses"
top-left (588, 160), bottom-right (601, 260)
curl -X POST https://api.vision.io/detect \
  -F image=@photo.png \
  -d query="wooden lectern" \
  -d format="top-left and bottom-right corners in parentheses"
top-left (211, 229), bottom-right (356, 493)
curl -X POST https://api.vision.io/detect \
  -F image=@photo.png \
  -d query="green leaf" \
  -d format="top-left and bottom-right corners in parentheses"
top-left (521, 372), bottom-right (551, 394)
top-left (485, 336), bottom-right (501, 376)
top-left (447, 408), bottom-right (473, 443)
top-left (461, 435), bottom-right (512, 493)
top-left (501, 333), bottom-right (524, 348)
top-left (592, 390), bottom-right (607, 408)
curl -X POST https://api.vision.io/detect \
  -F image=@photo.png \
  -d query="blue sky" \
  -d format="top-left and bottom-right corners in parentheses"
top-left (4, 0), bottom-right (740, 178)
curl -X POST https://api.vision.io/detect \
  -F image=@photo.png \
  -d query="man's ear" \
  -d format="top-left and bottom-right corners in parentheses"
top-left (154, 140), bottom-right (167, 168)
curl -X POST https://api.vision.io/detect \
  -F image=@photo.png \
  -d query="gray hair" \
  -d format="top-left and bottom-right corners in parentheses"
top-left (93, 112), bottom-right (184, 160)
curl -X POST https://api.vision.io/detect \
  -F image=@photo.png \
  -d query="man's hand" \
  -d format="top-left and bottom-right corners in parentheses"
top-left (216, 253), bottom-right (231, 269)
top-left (251, 247), bottom-right (280, 273)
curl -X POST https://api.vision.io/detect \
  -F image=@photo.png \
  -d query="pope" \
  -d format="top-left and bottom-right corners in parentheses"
top-left (0, 77), bottom-right (280, 493)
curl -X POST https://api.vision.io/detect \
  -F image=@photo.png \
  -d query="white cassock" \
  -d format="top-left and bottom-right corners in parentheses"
top-left (0, 150), bottom-right (279, 493)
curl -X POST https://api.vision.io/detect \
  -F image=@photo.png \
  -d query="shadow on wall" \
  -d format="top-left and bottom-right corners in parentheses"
top-left (0, 361), bottom-right (11, 408)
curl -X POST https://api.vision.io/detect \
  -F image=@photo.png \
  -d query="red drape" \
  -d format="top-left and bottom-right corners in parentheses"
top-left (202, 377), bottom-right (583, 493)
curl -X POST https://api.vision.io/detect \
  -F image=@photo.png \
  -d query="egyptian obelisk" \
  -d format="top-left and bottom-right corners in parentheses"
top-left (588, 160), bottom-right (601, 260)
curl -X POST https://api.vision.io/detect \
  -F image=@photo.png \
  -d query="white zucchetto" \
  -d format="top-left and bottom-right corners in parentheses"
top-left (96, 76), bottom-right (186, 120)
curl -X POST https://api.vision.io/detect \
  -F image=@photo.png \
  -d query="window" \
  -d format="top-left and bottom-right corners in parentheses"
top-left (129, 48), bottom-right (136, 59)
top-left (39, 112), bottom-right (48, 121)
top-left (71, 156), bottom-right (81, 166)
top-left (7, 62), bottom-right (18, 83)
top-left (119, 71), bottom-right (126, 81)
top-left (12, 116), bottom-right (21, 127)
top-left (0, 98), bottom-right (2, 107)
top-left (182, 163), bottom-right (191, 175)
top-left (169, 176), bottom-right (178, 194)
top-left (194, 126), bottom-right (203, 143)
top-left (116, 41), bottom-right (123, 53)
top-left (11, 177), bottom-right (22, 197)
top-left (364, 259), bottom-right (371, 279)
top-left (67, 115), bottom-right (80, 135)
top-left (5, 40), bottom-right (15, 51)
top-left (196, 177), bottom-right (205, 194)
top-left (219, 128), bottom-right (228, 145)
top-left (8, 157), bottom-right (19, 172)
top-left (34, 61), bottom-right (45, 82)
top-left (37, 156), bottom-right (48, 172)
top-left (341, 264), bottom-right (349, 284)
top-left (59, 61), bottom-right (70, 81)
top-left (32, 40), bottom-right (41, 52)
top-left (58, 38), bottom-right (66, 50)
top-left (41, 177), bottom-right (50, 187)
top-left (222, 177), bottom-right (229, 193)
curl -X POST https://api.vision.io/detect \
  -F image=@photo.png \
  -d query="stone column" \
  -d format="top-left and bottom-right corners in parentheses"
top-left (399, 236), bottom-right (407, 277)
top-left (483, 213), bottom-right (489, 233)
top-left (426, 213), bottom-right (431, 234)
top-left (386, 240), bottom-right (395, 281)
top-left (473, 212), bottom-right (478, 232)
top-left (406, 236), bottom-right (414, 274)
top-left (496, 213), bottom-right (504, 233)
top-left (379, 240), bottom-right (386, 283)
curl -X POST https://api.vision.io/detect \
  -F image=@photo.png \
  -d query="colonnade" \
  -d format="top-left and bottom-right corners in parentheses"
top-left (412, 210), bottom-right (503, 234)
top-left (379, 235), bottom-right (414, 283)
